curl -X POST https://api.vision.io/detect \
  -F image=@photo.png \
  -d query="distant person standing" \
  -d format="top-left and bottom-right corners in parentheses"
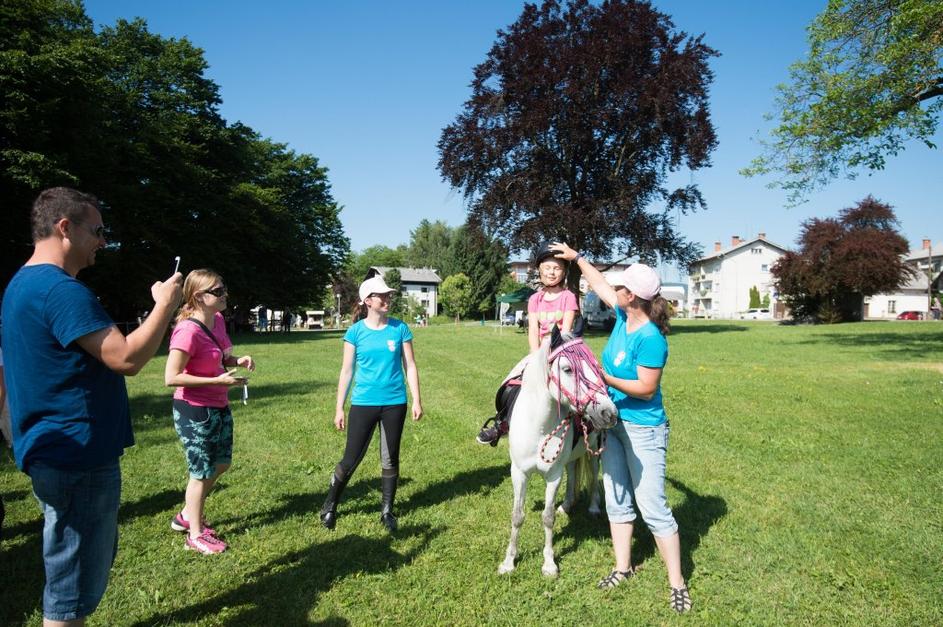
top-left (320, 276), bottom-right (422, 533)
top-left (257, 306), bottom-right (267, 333)
top-left (1, 187), bottom-right (182, 626)
top-left (932, 296), bottom-right (941, 321)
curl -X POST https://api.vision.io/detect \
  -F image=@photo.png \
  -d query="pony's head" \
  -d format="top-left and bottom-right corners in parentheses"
top-left (543, 325), bottom-right (617, 431)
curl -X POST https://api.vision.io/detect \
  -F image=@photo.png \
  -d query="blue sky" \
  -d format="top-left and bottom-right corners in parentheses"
top-left (83, 1), bottom-right (942, 273)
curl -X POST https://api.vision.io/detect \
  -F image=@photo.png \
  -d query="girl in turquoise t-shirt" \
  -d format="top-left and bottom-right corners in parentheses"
top-left (320, 276), bottom-right (423, 533)
top-left (551, 242), bottom-right (692, 614)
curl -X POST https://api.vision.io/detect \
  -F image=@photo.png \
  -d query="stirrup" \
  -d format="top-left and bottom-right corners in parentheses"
top-left (670, 585), bottom-right (692, 613)
top-left (478, 415), bottom-right (497, 430)
top-left (596, 567), bottom-right (635, 589)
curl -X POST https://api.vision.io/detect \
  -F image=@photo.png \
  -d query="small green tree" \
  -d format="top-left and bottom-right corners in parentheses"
top-left (402, 295), bottom-right (425, 324)
top-left (761, 292), bottom-right (771, 308)
top-left (439, 273), bottom-right (474, 321)
top-left (384, 268), bottom-right (405, 317)
top-left (749, 285), bottom-right (761, 309)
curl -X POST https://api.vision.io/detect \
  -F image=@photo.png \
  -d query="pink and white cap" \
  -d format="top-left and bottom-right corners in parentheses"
top-left (613, 263), bottom-right (661, 301)
top-left (358, 276), bottom-right (396, 304)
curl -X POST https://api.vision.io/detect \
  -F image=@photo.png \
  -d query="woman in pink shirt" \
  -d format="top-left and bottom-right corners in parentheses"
top-left (164, 269), bottom-right (254, 554)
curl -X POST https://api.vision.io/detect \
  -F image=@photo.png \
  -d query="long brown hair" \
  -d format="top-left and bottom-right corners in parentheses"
top-left (175, 269), bottom-right (223, 323)
top-left (632, 295), bottom-right (671, 336)
top-left (350, 302), bottom-right (367, 323)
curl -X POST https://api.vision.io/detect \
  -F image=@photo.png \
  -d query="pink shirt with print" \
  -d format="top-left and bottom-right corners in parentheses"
top-left (170, 312), bottom-right (233, 407)
top-left (528, 289), bottom-right (578, 339)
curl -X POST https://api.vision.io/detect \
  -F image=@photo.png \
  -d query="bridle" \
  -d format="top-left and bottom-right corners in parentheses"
top-left (539, 338), bottom-right (608, 462)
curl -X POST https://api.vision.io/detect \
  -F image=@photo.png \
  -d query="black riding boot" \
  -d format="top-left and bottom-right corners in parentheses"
top-left (379, 468), bottom-right (399, 532)
top-left (320, 467), bottom-right (349, 530)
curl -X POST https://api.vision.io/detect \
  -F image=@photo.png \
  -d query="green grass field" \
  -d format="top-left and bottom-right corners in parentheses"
top-left (2, 320), bottom-right (942, 625)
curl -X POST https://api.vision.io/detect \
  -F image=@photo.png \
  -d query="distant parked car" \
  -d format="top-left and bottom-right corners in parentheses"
top-left (742, 308), bottom-right (772, 320)
top-left (896, 311), bottom-right (923, 320)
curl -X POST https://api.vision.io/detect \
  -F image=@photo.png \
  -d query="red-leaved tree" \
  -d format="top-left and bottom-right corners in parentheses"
top-left (437, 0), bottom-right (718, 289)
top-left (772, 196), bottom-right (914, 322)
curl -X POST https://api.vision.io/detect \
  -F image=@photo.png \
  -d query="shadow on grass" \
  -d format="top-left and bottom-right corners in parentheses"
top-left (231, 463), bottom-right (507, 530)
top-left (628, 478), bottom-right (727, 582)
top-left (343, 462), bottom-right (510, 517)
top-left (129, 380), bottom-right (333, 434)
top-left (0, 484), bottom-right (203, 625)
top-left (797, 330), bottom-right (943, 358)
top-left (582, 323), bottom-right (748, 340)
top-left (118, 487), bottom-right (187, 526)
top-left (669, 324), bottom-right (748, 335)
top-left (130, 523), bottom-right (443, 626)
top-left (0, 520), bottom-right (43, 625)
top-left (227, 329), bottom-right (346, 346)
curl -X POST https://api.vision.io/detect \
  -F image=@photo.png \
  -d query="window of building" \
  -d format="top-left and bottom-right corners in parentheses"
top-left (516, 271), bottom-right (528, 283)
top-left (888, 300), bottom-right (896, 313)
top-left (421, 286), bottom-right (428, 293)
top-left (751, 247), bottom-right (762, 254)
top-left (761, 264), bottom-right (769, 272)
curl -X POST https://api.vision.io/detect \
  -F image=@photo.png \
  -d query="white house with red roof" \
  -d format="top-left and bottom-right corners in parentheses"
top-left (864, 239), bottom-right (942, 319)
top-left (687, 234), bottom-right (789, 319)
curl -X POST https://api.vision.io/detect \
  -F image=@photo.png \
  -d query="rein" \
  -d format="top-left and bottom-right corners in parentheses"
top-left (540, 338), bottom-right (608, 463)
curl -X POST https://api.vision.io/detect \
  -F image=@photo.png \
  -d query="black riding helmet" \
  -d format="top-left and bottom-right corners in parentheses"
top-left (533, 241), bottom-right (568, 287)
top-left (533, 241), bottom-right (567, 266)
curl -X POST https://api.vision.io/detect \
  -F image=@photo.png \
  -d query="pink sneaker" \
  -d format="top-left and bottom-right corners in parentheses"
top-left (185, 530), bottom-right (227, 554)
top-left (171, 512), bottom-right (215, 536)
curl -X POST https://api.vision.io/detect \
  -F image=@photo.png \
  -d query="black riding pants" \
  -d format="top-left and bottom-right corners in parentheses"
top-left (336, 404), bottom-right (407, 480)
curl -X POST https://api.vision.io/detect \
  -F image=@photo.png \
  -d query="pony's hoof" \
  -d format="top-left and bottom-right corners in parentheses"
top-left (556, 504), bottom-right (571, 515)
top-left (542, 564), bottom-right (559, 578)
top-left (498, 562), bottom-right (515, 575)
top-left (587, 506), bottom-right (601, 517)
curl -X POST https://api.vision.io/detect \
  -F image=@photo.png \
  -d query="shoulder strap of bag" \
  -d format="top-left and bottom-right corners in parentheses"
top-left (188, 318), bottom-right (224, 352)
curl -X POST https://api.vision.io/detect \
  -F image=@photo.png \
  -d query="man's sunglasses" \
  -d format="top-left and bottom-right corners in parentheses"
top-left (74, 220), bottom-right (105, 239)
top-left (204, 286), bottom-right (228, 297)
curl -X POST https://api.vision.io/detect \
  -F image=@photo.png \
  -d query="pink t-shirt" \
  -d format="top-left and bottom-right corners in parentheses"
top-left (528, 289), bottom-right (579, 339)
top-left (169, 312), bottom-right (233, 407)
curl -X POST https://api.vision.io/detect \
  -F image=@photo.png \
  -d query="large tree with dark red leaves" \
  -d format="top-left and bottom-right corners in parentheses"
top-left (437, 0), bottom-right (718, 288)
top-left (772, 196), bottom-right (914, 323)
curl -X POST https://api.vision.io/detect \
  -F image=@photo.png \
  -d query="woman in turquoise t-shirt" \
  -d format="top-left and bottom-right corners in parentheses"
top-left (551, 243), bottom-right (691, 614)
top-left (320, 275), bottom-right (423, 533)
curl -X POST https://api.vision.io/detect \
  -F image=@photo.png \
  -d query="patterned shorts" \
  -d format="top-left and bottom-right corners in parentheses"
top-left (172, 399), bottom-right (234, 479)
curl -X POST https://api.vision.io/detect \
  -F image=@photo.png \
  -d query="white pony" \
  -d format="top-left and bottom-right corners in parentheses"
top-left (499, 328), bottom-right (618, 577)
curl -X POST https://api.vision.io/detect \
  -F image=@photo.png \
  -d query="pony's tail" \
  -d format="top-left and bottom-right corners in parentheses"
top-left (571, 453), bottom-right (592, 503)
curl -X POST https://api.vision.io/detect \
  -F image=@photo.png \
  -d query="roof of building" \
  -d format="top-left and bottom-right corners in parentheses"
top-left (371, 266), bottom-right (443, 284)
top-left (905, 242), bottom-right (943, 261)
top-left (693, 236), bottom-right (789, 263)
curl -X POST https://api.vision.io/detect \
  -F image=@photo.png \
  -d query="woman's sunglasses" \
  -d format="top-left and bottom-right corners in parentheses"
top-left (204, 286), bottom-right (228, 297)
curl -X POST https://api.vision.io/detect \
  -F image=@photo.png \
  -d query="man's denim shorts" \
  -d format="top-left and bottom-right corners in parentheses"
top-left (29, 460), bottom-right (121, 621)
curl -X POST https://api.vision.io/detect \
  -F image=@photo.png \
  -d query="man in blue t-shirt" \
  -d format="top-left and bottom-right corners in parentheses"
top-left (1, 188), bottom-right (182, 626)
